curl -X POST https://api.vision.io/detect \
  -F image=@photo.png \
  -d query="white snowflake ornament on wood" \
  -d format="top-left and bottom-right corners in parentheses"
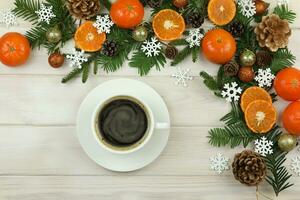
top-left (186, 28), bottom-right (204, 48)
top-left (35, 4), bottom-right (55, 24)
top-left (237, 0), bottom-right (256, 18)
top-left (171, 67), bottom-right (193, 87)
top-left (141, 37), bottom-right (162, 57)
top-left (290, 156), bottom-right (300, 176)
top-left (210, 153), bottom-right (230, 174)
top-left (255, 68), bottom-right (275, 88)
top-left (93, 15), bottom-right (114, 34)
top-left (0, 10), bottom-right (18, 28)
top-left (254, 136), bottom-right (273, 156)
top-left (66, 49), bottom-right (88, 69)
top-left (221, 82), bottom-right (242, 102)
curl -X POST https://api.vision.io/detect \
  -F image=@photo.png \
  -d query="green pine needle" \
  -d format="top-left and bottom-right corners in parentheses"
top-left (61, 67), bottom-right (83, 83)
top-left (199, 71), bottom-right (219, 91)
top-left (271, 48), bottom-right (296, 73)
top-left (273, 5), bottom-right (296, 23)
top-left (171, 46), bottom-right (192, 66)
top-left (169, 39), bottom-right (189, 46)
top-left (13, 0), bottom-right (40, 24)
top-left (82, 64), bottom-right (90, 83)
top-left (25, 26), bottom-right (47, 49)
top-left (192, 47), bottom-right (199, 62)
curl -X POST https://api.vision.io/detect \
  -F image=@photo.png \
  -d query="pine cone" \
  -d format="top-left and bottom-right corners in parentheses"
top-left (228, 22), bottom-right (245, 38)
top-left (66, 0), bottom-right (100, 20)
top-left (223, 60), bottom-right (239, 76)
top-left (186, 12), bottom-right (204, 28)
top-left (146, 0), bottom-right (162, 8)
top-left (256, 51), bottom-right (272, 68)
top-left (254, 14), bottom-right (291, 52)
top-left (102, 41), bottom-right (118, 57)
top-left (165, 46), bottom-right (178, 60)
top-left (232, 150), bottom-right (266, 186)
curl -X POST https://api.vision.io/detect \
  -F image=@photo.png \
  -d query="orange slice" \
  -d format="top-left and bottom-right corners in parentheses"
top-left (74, 21), bottom-right (106, 52)
top-left (208, 0), bottom-right (236, 26)
top-left (240, 86), bottom-right (272, 112)
top-left (152, 9), bottom-right (185, 41)
top-left (245, 100), bottom-right (277, 134)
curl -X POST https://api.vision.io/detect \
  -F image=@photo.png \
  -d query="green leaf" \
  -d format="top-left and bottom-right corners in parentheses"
top-left (171, 46), bottom-right (192, 66)
top-left (82, 64), bottom-right (90, 83)
top-left (273, 5), bottom-right (296, 23)
top-left (61, 67), bottom-right (83, 83)
top-left (13, 0), bottom-right (40, 24)
top-left (271, 48), bottom-right (296, 73)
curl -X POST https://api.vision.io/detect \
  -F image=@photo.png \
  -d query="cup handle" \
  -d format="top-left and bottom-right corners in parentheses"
top-left (155, 122), bottom-right (170, 130)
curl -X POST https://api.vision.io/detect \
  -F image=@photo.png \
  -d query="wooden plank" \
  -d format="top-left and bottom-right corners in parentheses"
top-left (0, 175), bottom-right (299, 200)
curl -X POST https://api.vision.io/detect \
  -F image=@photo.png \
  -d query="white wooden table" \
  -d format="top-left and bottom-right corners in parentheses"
top-left (0, 0), bottom-right (300, 199)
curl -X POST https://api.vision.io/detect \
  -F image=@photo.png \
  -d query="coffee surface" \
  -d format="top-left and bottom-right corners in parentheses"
top-left (98, 99), bottom-right (148, 146)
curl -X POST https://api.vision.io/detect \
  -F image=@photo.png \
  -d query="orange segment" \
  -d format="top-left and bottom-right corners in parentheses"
top-left (240, 86), bottom-right (272, 112)
top-left (208, 0), bottom-right (236, 26)
top-left (152, 9), bottom-right (185, 41)
top-left (75, 21), bottom-right (106, 52)
top-left (245, 100), bottom-right (277, 134)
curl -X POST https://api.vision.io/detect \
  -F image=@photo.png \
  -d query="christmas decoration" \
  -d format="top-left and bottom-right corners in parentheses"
top-left (185, 12), bottom-right (204, 28)
top-left (255, 136), bottom-right (273, 156)
top-left (173, 0), bottom-right (188, 8)
top-left (48, 52), bottom-right (65, 68)
top-left (255, 0), bottom-right (269, 15)
top-left (221, 82), bottom-right (242, 103)
top-left (232, 150), bottom-right (266, 186)
top-left (237, 0), bottom-right (256, 18)
top-left (66, 49), bottom-right (88, 68)
top-left (0, 10), bottom-right (18, 28)
top-left (46, 26), bottom-right (62, 43)
top-left (66, 0), bottom-right (100, 19)
top-left (35, 4), bottom-right (55, 24)
top-left (228, 21), bottom-right (244, 38)
top-left (93, 15), bottom-right (114, 34)
top-left (132, 26), bottom-right (148, 42)
top-left (255, 14), bottom-right (291, 52)
top-left (223, 60), bottom-right (239, 76)
top-left (165, 45), bottom-right (178, 60)
top-left (186, 28), bottom-right (203, 48)
top-left (282, 101), bottom-right (300, 135)
top-left (141, 37), bottom-right (162, 57)
top-left (171, 67), bottom-right (193, 87)
top-left (210, 153), bottom-right (230, 174)
top-left (278, 134), bottom-right (297, 152)
top-left (146, 0), bottom-right (162, 8)
top-left (240, 49), bottom-right (256, 67)
top-left (290, 156), bottom-right (300, 176)
top-left (255, 68), bottom-right (275, 87)
top-left (238, 66), bottom-right (255, 83)
top-left (102, 40), bottom-right (118, 57)
top-left (208, 0), bottom-right (236, 26)
top-left (256, 51), bottom-right (272, 68)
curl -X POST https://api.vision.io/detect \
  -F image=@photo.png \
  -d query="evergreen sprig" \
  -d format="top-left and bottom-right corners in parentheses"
top-left (270, 48), bottom-right (296, 73)
top-left (273, 5), bottom-right (296, 23)
top-left (61, 67), bottom-right (83, 83)
top-left (171, 46), bottom-right (192, 66)
top-left (13, 0), bottom-right (40, 23)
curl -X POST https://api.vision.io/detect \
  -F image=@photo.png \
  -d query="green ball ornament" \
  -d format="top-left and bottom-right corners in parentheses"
top-left (240, 49), bottom-right (256, 66)
top-left (278, 133), bottom-right (297, 152)
top-left (46, 26), bottom-right (62, 43)
top-left (132, 26), bottom-right (148, 42)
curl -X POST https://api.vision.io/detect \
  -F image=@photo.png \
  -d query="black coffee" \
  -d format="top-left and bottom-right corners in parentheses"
top-left (98, 99), bottom-right (148, 146)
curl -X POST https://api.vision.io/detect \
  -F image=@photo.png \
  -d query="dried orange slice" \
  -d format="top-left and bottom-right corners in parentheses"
top-left (208, 0), bottom-right (236, 26)
top-left (152, 9), bottom-right (185, 41)
top-left (74, 21), bottom-right (106, 52)
top-left (245, 100), bottom-right (277, 134)
top-left (240, 86), bottom-right (272, 112)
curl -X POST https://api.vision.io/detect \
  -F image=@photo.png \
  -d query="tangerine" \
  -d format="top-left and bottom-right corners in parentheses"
top-left (208, 0), bottom-right (236, 26)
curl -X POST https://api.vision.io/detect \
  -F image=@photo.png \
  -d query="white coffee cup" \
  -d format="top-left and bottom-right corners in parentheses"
top-left (91, 95), bottom-right (169, 154)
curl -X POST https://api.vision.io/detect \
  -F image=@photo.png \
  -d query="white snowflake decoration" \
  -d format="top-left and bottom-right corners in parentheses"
top-left (221, 82), bottom-right (242, 102)
top-left (141, 37), bottom-right (162, 57)
top-left (237, 0), bottom-right (256, 18)
top-left (291, 156), bottom-right (300, 176)
top-left (35, 4), bottom-right (55, 24)
top-left (277, 0), bottom-right (289, 5)
top-left (93, 15), bottom-right (114, 34)
top-left (186, 28), bottom-right (204, 48)
top-left (171, 67), bottom-right (193, 87)
top-left (210, 153), bottom-right (230, 174)
top-left (0, 10), bottom-right (18, 28)
top-left (254, 136), bottom-right (273, 157)
top-left (254, 68), bottom-right (275, 88)
top-left (66, 49), bottom-right (88, 69)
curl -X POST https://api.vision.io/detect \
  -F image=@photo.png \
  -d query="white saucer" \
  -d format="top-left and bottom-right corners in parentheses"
top-left (76, 79), bottom-right (170, 172)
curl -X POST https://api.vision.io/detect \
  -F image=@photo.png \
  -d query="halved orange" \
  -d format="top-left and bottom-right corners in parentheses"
top-left (74, 21), bottom-right (106, 52)
top-left (152, 9), bottom-right (185, 41)
top-left (240, 86), bottom-right (272, 112)
top-left (208, 0), bottom-right (236, 26)
top-left (245, 100), bottom-right (277, 134)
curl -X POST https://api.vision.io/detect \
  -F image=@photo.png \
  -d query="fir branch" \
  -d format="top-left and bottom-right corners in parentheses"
top-left (82, 63), bottom-right (90, 83)
top-left (171, 46), bottom-right (192, 66)
top-left (61, 67), bottom-right (83, 83)
top-left (93, 61), bottom-right (98, 75)
top-left (200, 71), bottom-right (219, 91)
top-left (129, 51), bottom-right (166, 76)
top-left (25, 26), bottom-right (48, 49)
top-left (270, 48), bottom-right (296, 73)
top-left (265, 148), bottom-right (294, 196)
top-left (192, 47), bottom-right (199, 62)
top-left (99, 0), bottom-right (112, 10)
top-left (184, 0), bottom-right (208, 17)
top-left (169, 39), bottom-right (189, 46)
top-left (220, 103), bottom-right (243, 126)
top-left (273, 5), bottom-right (296, 23)
top-left (13, 0), bottom-right (40, 24)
